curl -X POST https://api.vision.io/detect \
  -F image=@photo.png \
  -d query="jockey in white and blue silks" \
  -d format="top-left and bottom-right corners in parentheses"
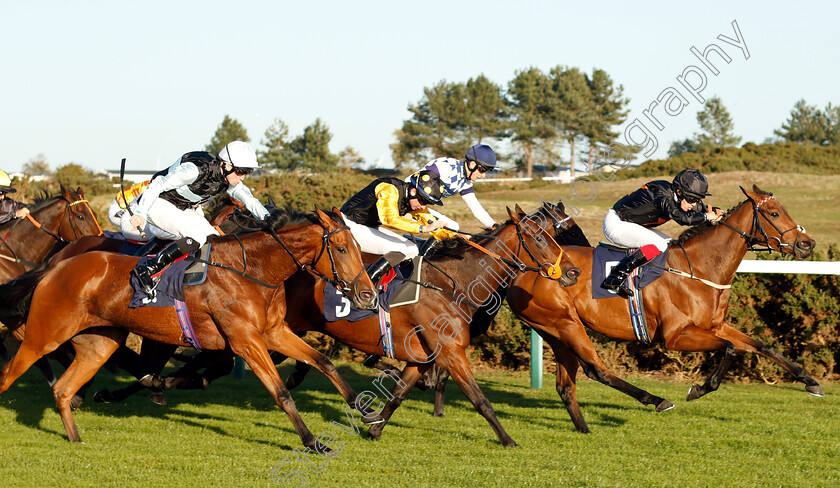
top-left (412, 144), bottom-right (499, 233)
top-left (128, 141), bottom-right (269, 296)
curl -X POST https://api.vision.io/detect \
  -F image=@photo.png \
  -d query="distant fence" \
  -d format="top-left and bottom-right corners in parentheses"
top-left (529, 260), bottom-right (840, 388)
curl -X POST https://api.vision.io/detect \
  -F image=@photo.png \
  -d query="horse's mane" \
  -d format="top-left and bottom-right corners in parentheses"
top-left (264, 206), bottom-right (343, 231)
top-left (673, 187), bottom-right (773, 245)
top-left (29, 191), bottom-right (58, 211)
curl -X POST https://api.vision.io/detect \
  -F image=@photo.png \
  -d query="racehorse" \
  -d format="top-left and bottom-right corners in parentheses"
top-left (500, 185), bottom-right (820, 433)
top-left (0, 185), bottom-right (101, 282)
top-left (0, 207), bottom-right (378, 449)
top-left (278, 206), bottom-right (584, 446)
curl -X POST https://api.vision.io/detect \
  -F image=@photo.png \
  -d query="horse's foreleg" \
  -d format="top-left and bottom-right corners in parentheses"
top-left (52, 332), bottom-right (123, 442)
top-left (263, 326), bottom-right (379, 423)
top-left (542, 335), bottom-right (589, 433)
top-left (367, 362), bottom-right (430, 440)
top-left (716, 323), bottom-right (823, 397)
top-left (228, 335), bottom-right (320, 451)
top-left (435, 349), bottom-right (518, 447)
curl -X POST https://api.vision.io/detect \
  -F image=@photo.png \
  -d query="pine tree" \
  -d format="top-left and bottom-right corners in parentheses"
top-left (506, 67), bottom-right (556, 178)
top-left (547, 66), bottom-right (595, 179)
top-left (259, 118), bottom-right (295, 171)
top-left (289, 118), bottom-right (339, 173)
top-left (774, 99), bottom-right (833, 145)
top-left (206, 115), bottom-right (250, 154)
top-left (583, 69), bottom-right (629, 171)
top-left (695, 96), bottom-right (741, 149)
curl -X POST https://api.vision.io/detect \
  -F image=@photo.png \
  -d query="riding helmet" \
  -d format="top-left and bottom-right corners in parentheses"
top-left (673, 168), bottom-right (712, 199)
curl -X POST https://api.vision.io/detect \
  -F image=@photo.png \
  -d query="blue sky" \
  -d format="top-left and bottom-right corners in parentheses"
top-left (2, 1), bottom-right (837, 173)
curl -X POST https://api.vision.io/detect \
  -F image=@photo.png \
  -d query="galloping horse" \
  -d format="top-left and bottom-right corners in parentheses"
top-left (367, 203), bottom-right (675, 435)
top-left (0, 185), bottom-right (101, 282)
top-left (0, 208), bottom-right (378, 449)
top-left (279, 207), bottom-right (584, 446)
top-left (502, 185), bottom-right (820, 433)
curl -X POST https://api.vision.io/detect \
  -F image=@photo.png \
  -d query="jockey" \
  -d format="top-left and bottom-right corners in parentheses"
top-left (602, 168), bottom-right (722, 296)
top-left (414, 144), bottom-right (498, 234)
top-left (129, 141), bottom-right (269, 296)
top-left (0, 170), bottom-right (30, 225)
top-left (108, 180), bottom-right (151, 241)
top-left (341, 169), bottom-right (458, 283)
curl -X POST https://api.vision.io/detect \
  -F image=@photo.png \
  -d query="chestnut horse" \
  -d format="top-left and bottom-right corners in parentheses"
top-left (0, 207), bottom-right (377, 449)
top-left (0, 185), bottom-right (101, 282)
top-left (279, 207), bottom-right (582, 447)
top-left (502, 185), bottom-right (821, 433)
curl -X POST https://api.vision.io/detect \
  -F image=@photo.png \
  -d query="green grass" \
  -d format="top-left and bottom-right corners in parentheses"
top-left (1, 363), bottom-right (837, 487)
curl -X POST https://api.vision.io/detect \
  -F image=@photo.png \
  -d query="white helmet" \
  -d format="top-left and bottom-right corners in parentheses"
top-left (219, 141), bottom-right (259, 169)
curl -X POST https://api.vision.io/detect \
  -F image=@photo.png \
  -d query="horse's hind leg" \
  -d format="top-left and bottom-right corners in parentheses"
top-left (52, 331), bottom-right (124, 442)
top-left (716, 322), bottom-right (823, 397)
top-left (432, 365), bottom-right (449, 417)
top-left (541, 335), bottom-right (589, 433)
top-left (662, 323), bottom-right (740, 401)
top-left (367, 363), bottom-right (431, 440)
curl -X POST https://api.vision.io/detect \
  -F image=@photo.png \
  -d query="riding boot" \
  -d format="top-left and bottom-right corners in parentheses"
top-left (419, 237), bottom-right (444, 257)
top-left (366, 251), bottom-right (406, 285)
top-left (602, 249), bottom-right (649, 297)
top-left (133, 238), bottom-right (199, 297)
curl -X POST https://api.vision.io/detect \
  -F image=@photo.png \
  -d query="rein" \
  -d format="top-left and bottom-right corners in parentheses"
top-left (187, 217), bottom-right (356, 292)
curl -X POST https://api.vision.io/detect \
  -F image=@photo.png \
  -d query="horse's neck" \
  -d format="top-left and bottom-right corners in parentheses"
top-left (228, 224), bottom-right (318, 282)
top-left (433, 227), bottom-right (522, 306)
top-left (3, 202), bottom-right (63, 263)
top-left (676, 202), bottom-right (751, 284)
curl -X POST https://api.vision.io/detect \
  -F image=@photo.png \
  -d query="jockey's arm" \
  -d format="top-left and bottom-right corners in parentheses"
top-left (227, 183), bottom-right (269, 220)
top-left (460, 190), bottom-right (496, 228)
top-left (375, 182), bottom-right (426, 233)
top-left (134, 161), bottom-right (199, 218)
top-left (412, 210), bottom-right (458, 240)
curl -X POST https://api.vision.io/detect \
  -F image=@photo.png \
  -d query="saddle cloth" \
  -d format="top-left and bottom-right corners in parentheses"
top-left (127, 243), bottom-right (212, 308)
top-left (322, 257), bottom-right (422, 322)
top-left (591, 244), bottom-right (667, 300)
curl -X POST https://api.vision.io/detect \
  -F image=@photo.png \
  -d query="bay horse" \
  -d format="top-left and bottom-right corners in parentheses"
top-left (278, 207), bottom-right (587, 446)
top-left (501, 185), bottom-right (821, 433)
top-left (0, 207), bottom-right (378, 449)
top-left (0, 185), bottom-right (101, 282)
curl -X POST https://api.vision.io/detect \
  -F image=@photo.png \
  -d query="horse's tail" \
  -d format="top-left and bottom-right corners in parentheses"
top-left (0, 268), bottom-right (50, 326)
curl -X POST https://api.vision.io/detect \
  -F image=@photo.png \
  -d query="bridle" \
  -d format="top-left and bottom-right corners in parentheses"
top-left (717, 194), bottom-right (807, 254)
top-left (0, 195), bottom-right (100, 267)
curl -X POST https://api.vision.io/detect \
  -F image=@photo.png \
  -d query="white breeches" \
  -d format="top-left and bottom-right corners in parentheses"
top-left (603, 209), bottom-right (670, 252)
top-left (130, 198), bottom-right (216, 246)
top-left (341, 213), bottom-right (419, 258)
top-left (109, 199), bottom-right (155, 242)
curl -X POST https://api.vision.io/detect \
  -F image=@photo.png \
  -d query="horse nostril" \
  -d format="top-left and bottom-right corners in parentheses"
top-left (360, 291), bottom-right (373, 300)
top-left (567, 267), bottom-right (581, 277)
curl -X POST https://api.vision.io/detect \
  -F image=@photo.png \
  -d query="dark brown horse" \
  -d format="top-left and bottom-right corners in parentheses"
top-left (501, 185), bottom-right (821, 433)
top-left (278, 207), bottom-right (585, 446)
top-left (0, 207), bottom-right (377, 449)
top-left (0, 185), bottom-right (101, 282)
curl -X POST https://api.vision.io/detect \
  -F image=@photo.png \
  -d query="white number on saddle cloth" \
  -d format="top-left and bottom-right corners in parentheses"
top-left (335, 287), bottom-right (351, 318)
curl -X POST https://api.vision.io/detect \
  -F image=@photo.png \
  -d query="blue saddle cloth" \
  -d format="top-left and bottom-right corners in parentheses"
top-left (129, 256), bottom-right (192, 308)
top-left (322, 265), bottom-right (410, 322)
top-left (591, 246), bottom-right (668, 299)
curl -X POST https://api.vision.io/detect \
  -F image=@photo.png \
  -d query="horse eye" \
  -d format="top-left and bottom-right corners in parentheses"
top-left (771, 212), bottom-right (779, 218)
top-left (337, 246), bottom-right (347, 253)
top-left (77, 214), bottom-right (85, 220)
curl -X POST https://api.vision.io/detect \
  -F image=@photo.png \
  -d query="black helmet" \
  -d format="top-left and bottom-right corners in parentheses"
top-left (673, 168), bottom-right (712, 200)
top-left (409, 170), bottom-right (444, 206)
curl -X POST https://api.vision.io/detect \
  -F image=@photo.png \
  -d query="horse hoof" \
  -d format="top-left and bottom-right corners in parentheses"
top-left (806, 385), bottom-right (825, 397)
top-left (151, 392), bottom-right (167, 406)
top-left (656, 400), bottom-right (675, 412)
top-left (686, 385), bottom-right (703, 401)
top-left (70, 394), bottom-right (84, 411)
top-left (93, 389), bottom-right (112, 403)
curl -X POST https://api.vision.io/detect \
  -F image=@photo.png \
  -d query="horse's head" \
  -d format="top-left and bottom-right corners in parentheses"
top-left (739, 185), bottom-right (815, 260)
top-left (57, 185), bottom-right (102, 240)
top-left (505, 204), bottom-right (581, 287)
top-left (534, 201), bottom-right (591, 247)
top-left (313, 207), bottom-right (377, 310)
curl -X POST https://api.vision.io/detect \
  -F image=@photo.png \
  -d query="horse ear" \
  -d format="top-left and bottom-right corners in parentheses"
top-left (60, 184), bottom-right (71, 198)
top-left (76, 187), bottom-right (85, 198)
top-left (514, 203), bottom-right (527, 216)
top-left (752, 184), bottom-right (763, 194)
top-left (506, 206), bottom-right (520, 223)
top-left (267, 196), bottom-right (276, 208)
top-left (314, 207), bottom-right (333, 228)
top-left (739, 186), bottom-right (750, 198)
